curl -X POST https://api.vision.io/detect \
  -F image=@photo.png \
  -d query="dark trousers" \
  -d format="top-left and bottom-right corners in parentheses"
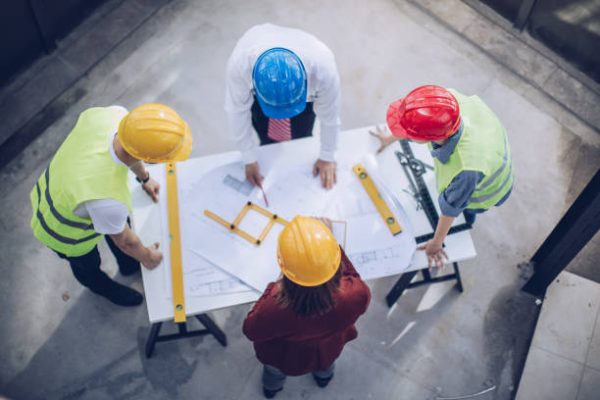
top-left (251, 97), bottom-right (316, 145)
top-left (55, 235), bottom-right (140, 296)
top-left (262, 363), bottom-right (335, 391)
top-left (463, 209), bottom-right (480, 225)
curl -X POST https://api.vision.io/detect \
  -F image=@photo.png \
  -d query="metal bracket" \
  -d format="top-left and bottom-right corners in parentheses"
top-left (395, 143), bottom-right (472, 243)
top-left (385, 141), bottom-right (469, 307)
top-left (396, 143), bottom-right (439, 230)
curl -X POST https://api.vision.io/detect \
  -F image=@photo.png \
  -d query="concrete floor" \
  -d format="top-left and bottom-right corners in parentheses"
top-left (516, 271), bottom-right (600, 400)
top-left (1, 1), bottom-right (599, 399)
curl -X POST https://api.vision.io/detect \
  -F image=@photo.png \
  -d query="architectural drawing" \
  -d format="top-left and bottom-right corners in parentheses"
top-left (159, 159), bottom-right (417, 293)
top-left (348, 246), bottom-right (414, 281)
top-left (349, 246), bottom-right (405, 266)
top-left (160, 246), bottom-right (250, 298)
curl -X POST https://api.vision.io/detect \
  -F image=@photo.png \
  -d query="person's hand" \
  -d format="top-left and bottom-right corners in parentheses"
top-left (142, 178), bottom-right (160, 203)
top-left (142, 242), bottom-right (162, 270)
top-left (369, 125), bottom-right (397, 154)
top-left (312, 159), bottom-right (337, 189)
top-left (245, 162), bottom-right (264, 187)
top-left (315, 217), bottom-right (333, 231)
top-left (417, 240), bottom-right (448, 270)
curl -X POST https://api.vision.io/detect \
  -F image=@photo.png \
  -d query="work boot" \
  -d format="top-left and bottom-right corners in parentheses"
top-left (313, 373), bottom-right (334, 388)
top-left (95, 280), bottom-right (143, 307)
top-left (262, 387), bottom-right (282, 399)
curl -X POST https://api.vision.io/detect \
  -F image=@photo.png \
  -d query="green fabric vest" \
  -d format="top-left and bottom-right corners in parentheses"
top-left (30, 106), bottom-right (132, 257)
top-left (432, 90), bottom-right (513, 211)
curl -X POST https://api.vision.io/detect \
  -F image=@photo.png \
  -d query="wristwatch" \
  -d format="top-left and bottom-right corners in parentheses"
top-left (136, 172), bottom-right (150, 185)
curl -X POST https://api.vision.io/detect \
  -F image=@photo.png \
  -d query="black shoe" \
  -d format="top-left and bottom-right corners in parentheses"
top-left (97, 281), bottom-right (143, 307)
top-left (262, 387), bottom-right (282, 399)
top-left (313, 373), bottom-right (334, 388)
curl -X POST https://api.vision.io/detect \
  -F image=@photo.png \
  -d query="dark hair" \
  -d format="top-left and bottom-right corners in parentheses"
top-left (277, 262), bottom-right (343, 317)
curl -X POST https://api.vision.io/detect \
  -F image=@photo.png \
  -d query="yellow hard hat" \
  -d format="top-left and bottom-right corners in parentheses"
top-left (277, 216), bottom-right (341, 287)
top-left (118, 104), bottom-right (192, 163)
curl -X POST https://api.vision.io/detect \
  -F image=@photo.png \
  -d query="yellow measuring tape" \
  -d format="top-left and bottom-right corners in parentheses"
top-left (204, 201), bottom-right (288, 245)
top-left (165, 163), bottom-right (186, 323)
top-left (353, 163), bottom-right (402, 236)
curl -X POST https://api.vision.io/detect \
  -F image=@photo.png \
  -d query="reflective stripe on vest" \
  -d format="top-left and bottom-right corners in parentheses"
top-left (469, 135), bottom-right (513, 205)
top-left (475, 136), bottom-right (509, 192)
top-left (34, 168), bottom-right (100, 245)
top-left (41, 168), bottom-right (94, 231)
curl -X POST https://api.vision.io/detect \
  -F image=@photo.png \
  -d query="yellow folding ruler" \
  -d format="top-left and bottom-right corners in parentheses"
top-left (165, 163), bottom-right (186, 323)
top-left (353, 163), bottom-right (402, 236)
top-left (204, 201), bottom-right (288, 245)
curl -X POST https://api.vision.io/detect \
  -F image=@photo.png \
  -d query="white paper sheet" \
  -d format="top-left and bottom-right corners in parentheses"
top-left (156, 161), bottom-right (253, 298)
top-left (332, 164), bottom-right (416, 280)
top-left (331, 220), bottom-right (348, 248)
top-left (178, 162), bottom-right (294, 291)
top-left (260, 167), bottom-right (339, 217)
top-left (182, 159), bottom-right (418, 291)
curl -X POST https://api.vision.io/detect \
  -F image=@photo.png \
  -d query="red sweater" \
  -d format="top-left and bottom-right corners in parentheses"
top-left (242, 248), bottom-right (371, 376)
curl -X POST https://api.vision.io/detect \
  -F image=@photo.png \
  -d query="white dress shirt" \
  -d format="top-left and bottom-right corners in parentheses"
top-left (225, 23), bottom-right (341, 164)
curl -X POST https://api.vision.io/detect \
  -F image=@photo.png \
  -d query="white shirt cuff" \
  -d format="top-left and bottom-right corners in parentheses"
top-left (318, 150), bottom-right (336, 162)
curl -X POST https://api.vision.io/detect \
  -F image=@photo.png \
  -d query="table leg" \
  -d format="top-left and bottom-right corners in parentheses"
top-left (453, 262), bottom-right (464, 292)
top-left (196, 314), bottom-right (227, 347)
top-left (145, 322), bottom-right (163, 358)
top-left (386, 270), bottom-right (419, 307)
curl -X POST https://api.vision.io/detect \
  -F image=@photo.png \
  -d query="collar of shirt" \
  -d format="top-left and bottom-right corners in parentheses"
top-left (430, 121), bottom-right (464, 164)
top-left (109, 133), bottom-right (128, 167)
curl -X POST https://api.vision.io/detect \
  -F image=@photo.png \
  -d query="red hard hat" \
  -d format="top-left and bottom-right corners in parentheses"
top-left (386, 85), bottom-right (461, 141)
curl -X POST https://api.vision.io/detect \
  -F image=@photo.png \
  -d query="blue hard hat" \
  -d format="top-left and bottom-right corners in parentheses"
top-left (252, 48), bottom-right (307, 119)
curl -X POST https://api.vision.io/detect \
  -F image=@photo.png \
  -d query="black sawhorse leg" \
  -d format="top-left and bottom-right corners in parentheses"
top-left (385, 262), bottom-right (464, 307)
top-left (145, 313), bottom-right (227, 358)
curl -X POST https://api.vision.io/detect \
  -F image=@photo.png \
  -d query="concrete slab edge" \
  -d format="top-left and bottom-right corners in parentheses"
top-left (404, 0), bottom-right (600, 136)
top-left (0, 0), bottom-right (171, 170)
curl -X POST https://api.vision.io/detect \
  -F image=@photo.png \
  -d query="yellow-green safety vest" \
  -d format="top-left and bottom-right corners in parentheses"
top-left (30, 106), bottom-right (132, 257)
top-left (432, 90), bottom-right (513, 211)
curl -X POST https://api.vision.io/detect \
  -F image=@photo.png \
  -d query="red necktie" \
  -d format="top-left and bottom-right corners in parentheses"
top-left (267, 118), bottom-right (292, 142)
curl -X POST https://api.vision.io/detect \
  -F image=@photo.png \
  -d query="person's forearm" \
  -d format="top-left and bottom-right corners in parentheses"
top-left (432, 215), bottom-right (455, 245)
top-left (112, 232), bottom-right (151, 262)
top-left (129, 161), bottom-right (149, 181)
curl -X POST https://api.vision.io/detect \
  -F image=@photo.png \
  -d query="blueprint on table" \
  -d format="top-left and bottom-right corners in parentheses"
top-left (143, 161), bottom-right (250, 299)
top-left (172, 156), bottom-right (416, 292)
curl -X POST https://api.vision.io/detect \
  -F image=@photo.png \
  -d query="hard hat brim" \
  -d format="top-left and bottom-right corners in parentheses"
top-left (280, 251), bottom-right (341, 287)
top-left (257, 96), bottom-right (307, 119)
top-left (386, 99), bottom-right (410, 139)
